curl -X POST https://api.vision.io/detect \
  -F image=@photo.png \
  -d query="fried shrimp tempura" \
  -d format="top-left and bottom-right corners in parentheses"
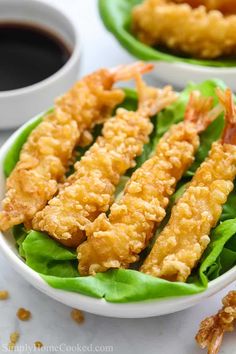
top-left (141, 88), bottom-right (236, 282)
top-left (77, 92), bottom-right (222, 275)
top-left (0, 63), bottom-right (150, 231)
top-left (33, 71), bottom-right (177, 247)
top-left (132, 0), bottom-right (236, 59)
top-left (196, 290), bottom-right (236, 354)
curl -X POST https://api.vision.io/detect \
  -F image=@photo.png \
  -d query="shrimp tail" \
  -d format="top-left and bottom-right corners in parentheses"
top-left (184, 90), bottom-right (223, 133)
top-left (216, 88), bottom-right (236, 145)
top-left (110, 61), bottom-right (154, 82)
top-left (135, 73), bottom-right (178, 116)
top-left (112, 63), bottom-right (177, 116)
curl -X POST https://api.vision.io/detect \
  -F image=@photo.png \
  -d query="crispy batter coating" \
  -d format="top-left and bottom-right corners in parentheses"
top-left (174, 0), bottom-right (236, 14)
top-left (78, 122), bottom-right (200, 275)
top-left (196, 291), bottom-right (236, 354)
top-left (141, 141), bottom-right (236, 281)
top-left (0, 64), bottom-right (149, 231)
top-left (33, 81), bottom-right (177, 247)
top-left (0, 111), bottom-right (79, 231)
top-left (132, 0), bottom-right (236, 59)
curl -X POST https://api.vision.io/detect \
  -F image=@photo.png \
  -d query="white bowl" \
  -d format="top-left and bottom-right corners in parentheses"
top-left (0, 116), bottom-right (236, 318)
top-left (153, 61), bottom-right (236, 90)
top-left (0, 0), bottom-right (80, 129)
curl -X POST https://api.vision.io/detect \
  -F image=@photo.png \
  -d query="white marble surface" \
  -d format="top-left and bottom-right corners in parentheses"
top-left (0, 1), bottom-right (236, 353)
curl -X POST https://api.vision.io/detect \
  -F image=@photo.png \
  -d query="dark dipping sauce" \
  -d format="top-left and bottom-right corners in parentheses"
top-left (0, 23), bottom-right (71, 91)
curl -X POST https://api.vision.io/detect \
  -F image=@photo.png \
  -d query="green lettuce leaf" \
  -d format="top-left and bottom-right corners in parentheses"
top-left (221, 188), bottom-right (236, 222)
top-left (98, 0), bottom-right (236, 67)
top-left (6, 79), bottom-right (236, 303)
top-left (4, 109), bottom-right (54, 178)
top-left (12, 224), bottom-right (28, 258)
top-left (14, 219), bottom-right (236, 302)
top-left (4, 117), bottom-right (42, 177)
top-left (199, 219), bottom-right (236, 285)
top-left (23, 231), bottom-right (79, 278)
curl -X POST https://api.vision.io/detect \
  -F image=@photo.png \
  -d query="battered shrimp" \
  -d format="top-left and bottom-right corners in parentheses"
top-left (141, 88), bottom-right (236, 282)
top-left (132, 0), bottom-right (236, 59)
top-left (196, 290), bottom-right (236, 354)
top-left (33, 74), bottom-right (177, 247)
top-left (78, 91), bottom-right (222, 275)
top-left (0, 62), bottom-right (150, 231)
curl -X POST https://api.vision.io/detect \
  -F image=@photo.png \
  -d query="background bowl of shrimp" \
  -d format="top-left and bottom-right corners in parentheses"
top-left (1, 77), bottom-right (236, 318)
top-left (99, 0), bottom-right (236, 90)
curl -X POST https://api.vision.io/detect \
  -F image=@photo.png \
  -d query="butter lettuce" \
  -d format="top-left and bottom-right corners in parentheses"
top-left (4, 117), bottom-right (42, 177)
top-left (6, 79), bottom-right (236, 303)
top-left (98, 0), bottom-right (236, 68)
top-left (11, 220), bottom-right (236, 302)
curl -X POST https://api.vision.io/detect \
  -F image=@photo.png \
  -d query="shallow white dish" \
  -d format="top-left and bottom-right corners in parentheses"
top-left (0, 115), bottom-right (236, 318)
top-left (0, 0), bottom-right (80, 129)
top-left (153, 61), bottom-right (236, 90)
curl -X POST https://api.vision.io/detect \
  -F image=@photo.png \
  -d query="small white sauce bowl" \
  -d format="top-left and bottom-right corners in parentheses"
top-left (153, 61), bottom-right (236, 90)
top-left (0, 0), bottom-right (80, 129)
top-left (0, 116), bottom-right (236, 318)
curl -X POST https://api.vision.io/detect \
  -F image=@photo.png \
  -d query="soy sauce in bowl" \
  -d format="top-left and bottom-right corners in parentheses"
top-left (0, 23), bottom-right (71, 91)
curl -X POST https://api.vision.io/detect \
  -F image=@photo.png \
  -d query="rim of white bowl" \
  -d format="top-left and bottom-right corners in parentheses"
top-left (155, 60), bottom-right (236, 73)
top-left (0, 0), bottom-right (81, 98)
top-left (0, 113), bottom-right (236, 318)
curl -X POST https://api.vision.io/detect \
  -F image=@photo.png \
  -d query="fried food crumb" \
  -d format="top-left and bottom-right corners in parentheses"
top-left (17, 308), bottom-right (31, 321)
top-left (71, 309), bottom-right (85, 324)
top-left (8, 343), bottom-right (15, 351)
top-left (0, 290), bottom-right (9, 300)
top-left (34, 341), bottom-right (43, 349)
top-left (8, 331), bottom-right (19, 351)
